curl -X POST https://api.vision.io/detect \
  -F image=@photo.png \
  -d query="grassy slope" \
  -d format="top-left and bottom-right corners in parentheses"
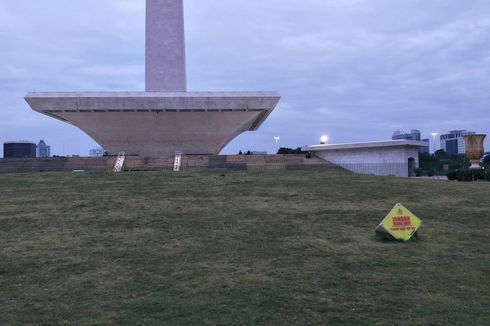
top-left (0, 170), bottom-right (489, 325)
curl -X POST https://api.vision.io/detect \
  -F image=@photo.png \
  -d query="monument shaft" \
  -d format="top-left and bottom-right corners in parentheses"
top-left (146, 0), bottom-right (187, 92)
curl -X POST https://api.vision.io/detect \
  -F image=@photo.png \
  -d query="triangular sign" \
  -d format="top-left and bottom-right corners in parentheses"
top-left (376, 203), bottom-right (422, 241)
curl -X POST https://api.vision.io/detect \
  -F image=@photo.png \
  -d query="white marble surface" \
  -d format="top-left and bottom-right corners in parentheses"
top-left (146, 0), bottom-right (187, 92)
top-left (303, 140), bottom-right (426, 177)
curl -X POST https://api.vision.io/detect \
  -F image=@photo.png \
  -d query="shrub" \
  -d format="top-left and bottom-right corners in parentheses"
top-left (447, 170), bottom-right (458, 181)
top-left (277, 147), bottom-right (304, 155)
top-left (447, 169), bottom-right (488, 182)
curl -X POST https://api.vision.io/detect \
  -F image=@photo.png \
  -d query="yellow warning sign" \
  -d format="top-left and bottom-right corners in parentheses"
top-left (376, 203), bottom-right (422, 241)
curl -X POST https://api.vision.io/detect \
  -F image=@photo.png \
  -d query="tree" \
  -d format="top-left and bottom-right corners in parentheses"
top-left (419, 150), bottom-right (468, 175)
top-left (418, 152), bottom-right (435, 171)
top-left (484, 155), bottom-right (490, 165)
top-left (277, 147), bottom-right (303, 155)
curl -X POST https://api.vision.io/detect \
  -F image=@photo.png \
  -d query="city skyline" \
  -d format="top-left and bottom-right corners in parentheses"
top-left (1, 0), bottom-right (489, 156)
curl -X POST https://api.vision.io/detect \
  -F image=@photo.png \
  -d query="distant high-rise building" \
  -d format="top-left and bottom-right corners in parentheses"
top-left (37, 140), bottom-right (51, 158)
top-left (420, 138), bottom-right (430, 154)
top-left (4, 141), bottom-right (37, 158)
top-left (392, 129), bottom-right (428, 153)
top-left (440, 130), bottom-right (476, 155)
top-left (89, 148), bottom-right (105, 157)
top-left (392, 129), bottom-right (421, 141)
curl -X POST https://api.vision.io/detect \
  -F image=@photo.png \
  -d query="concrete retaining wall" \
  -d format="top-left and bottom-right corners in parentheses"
top-left (0, 155), bottom-right (333, 174)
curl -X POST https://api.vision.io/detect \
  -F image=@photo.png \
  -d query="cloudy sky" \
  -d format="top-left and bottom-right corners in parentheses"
top-left (1, 0), bottom-right (489, 156)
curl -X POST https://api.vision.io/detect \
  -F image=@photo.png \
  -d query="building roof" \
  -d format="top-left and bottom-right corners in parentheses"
top-left (302, 140), bottom-right (429, 152)
top-left (4, 141), bottom-right (36, 145)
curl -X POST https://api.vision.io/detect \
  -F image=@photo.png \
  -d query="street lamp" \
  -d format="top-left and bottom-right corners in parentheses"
top-left (431, 132), bottom-right (438, 176)
top-left (320, 135), bottom-right (329, 144)
top-left (431, 132), bottom-right (438, 154)
top-left (274, 136), bottom-right (280, 153)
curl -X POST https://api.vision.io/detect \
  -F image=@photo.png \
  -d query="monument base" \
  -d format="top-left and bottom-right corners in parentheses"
top-left (25, 91), bottom-right (280, 156)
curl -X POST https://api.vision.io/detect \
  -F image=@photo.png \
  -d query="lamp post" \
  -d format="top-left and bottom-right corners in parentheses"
top-left (274, 136), bottom-right (280, 154)
top-left (320, 135), bottom-right (329, 144)
top-left (431, 132), bottom-right (438, 176)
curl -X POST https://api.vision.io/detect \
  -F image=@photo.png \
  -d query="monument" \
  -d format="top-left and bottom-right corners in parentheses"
top-left (25, 0), bottom-right (280, 156)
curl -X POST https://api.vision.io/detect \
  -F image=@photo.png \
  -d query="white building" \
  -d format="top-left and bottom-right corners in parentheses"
top-left (303, 140), bottom-right (428, 178)
top-left (36, 140), bottom-right (50, 158)
top-left (89, 148), bottom-right (104, 157)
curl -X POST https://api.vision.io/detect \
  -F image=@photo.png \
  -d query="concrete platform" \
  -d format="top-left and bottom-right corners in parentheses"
top-left (25, 91), bottom-right (280, 156)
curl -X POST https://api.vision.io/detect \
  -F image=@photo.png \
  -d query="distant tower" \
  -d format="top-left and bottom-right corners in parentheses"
top-left (146, 0), bottom-right (187, 92)
top-left (37, 140), bottom-right (51, 158)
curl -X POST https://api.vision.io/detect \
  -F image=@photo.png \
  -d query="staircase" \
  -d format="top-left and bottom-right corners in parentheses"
top-left (173, 151), bottom-right (182, 171)
top-left (113, 152), bottom-right (126, 172)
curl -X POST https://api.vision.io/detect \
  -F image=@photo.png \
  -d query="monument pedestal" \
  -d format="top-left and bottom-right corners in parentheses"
top-left (26, 91), bottom-right (279, 156)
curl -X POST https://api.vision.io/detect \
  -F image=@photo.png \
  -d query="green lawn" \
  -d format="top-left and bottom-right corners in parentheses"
top-left (0, 170), bottom-right (489, 325)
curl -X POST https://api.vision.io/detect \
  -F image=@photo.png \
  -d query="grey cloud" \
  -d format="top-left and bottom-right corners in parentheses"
top-left (1, 0), bottom-right (489, 156)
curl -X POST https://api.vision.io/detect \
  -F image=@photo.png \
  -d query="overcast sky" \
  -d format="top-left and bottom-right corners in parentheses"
top-left (1, 0), bottom-right (489, 156)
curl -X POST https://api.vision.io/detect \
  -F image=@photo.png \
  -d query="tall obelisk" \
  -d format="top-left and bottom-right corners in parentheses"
top-left (146, 0), bottom-right (187, 92)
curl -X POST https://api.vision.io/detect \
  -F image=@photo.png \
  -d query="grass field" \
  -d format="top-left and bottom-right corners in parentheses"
top-left (0, 170), bottom-right (489, 325)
